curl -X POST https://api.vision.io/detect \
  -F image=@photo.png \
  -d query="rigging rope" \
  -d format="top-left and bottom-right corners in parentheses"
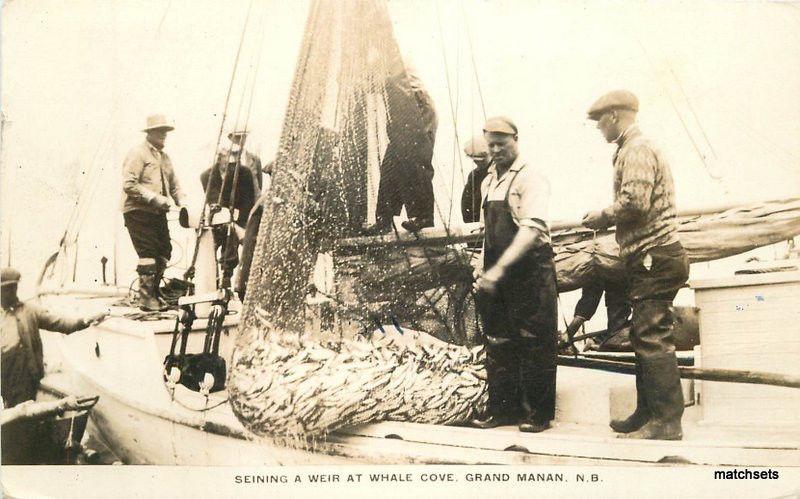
top-left (459, 1), bottom-right (487, 123)
top-left (635, 38), bottom-right (727, 188)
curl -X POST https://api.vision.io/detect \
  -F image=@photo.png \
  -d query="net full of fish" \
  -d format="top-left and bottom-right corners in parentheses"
top-left (228, 314), bottom-right (487, 438)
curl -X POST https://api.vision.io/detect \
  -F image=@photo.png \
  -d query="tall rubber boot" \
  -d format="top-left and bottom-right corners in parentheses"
top-left (610, 362), bottom-right (650, 433)
top-left (154, 257), bottom-right (169, 308)
top-left (622, 353), bottom-right (684, 440)
top-left (138, 264), bottom-right (166, 312)
top-left (219, 267), bottom-right (233, 289)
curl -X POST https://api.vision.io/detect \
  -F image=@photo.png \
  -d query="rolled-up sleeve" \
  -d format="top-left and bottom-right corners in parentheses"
top-left (509, 167), bottom-right (550, 235)
top-left (122, 147), bottom-right (156, 205)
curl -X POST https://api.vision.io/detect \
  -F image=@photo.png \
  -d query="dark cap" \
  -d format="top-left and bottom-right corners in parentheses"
top-left (227, 130), bottom-right (249, 140)
top-left (587, 90), bottom-right (639, 120)
top-left (483, 116), bottom-right (518, 136)
top-left (1, 267), bottom-right (21, 286)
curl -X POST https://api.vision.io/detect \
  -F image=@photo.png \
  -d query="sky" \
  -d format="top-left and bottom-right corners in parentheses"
top-left (2, 0), bottom-right (799, 302)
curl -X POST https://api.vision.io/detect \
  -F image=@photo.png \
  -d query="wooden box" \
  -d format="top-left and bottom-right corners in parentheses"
top-left (691, 271), bottom-right (800, 427)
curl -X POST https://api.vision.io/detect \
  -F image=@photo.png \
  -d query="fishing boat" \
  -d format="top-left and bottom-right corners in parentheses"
top-left (27, 0), bottom-right (800, 466)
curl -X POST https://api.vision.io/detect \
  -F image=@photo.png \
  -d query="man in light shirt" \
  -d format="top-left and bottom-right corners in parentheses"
top-left (471, 116), bottom-right (558, 433)
top-left (121, 114), bottom-right (186, 311)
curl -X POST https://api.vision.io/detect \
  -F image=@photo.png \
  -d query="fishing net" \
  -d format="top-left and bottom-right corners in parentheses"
top-left (231, 0), bottom-right (486, 438)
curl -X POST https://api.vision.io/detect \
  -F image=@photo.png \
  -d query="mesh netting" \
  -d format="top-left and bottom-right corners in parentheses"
top-left (231, 0), bottom-right (485, 438)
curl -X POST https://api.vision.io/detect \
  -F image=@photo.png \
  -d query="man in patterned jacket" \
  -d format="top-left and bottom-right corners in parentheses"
top-left (582, 90), bottom-right (690, 440)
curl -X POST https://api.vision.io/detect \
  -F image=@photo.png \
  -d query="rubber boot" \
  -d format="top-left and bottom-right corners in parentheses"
top-left (154, 257), bottom-right (169, 308)
top-left (138, 266), bottom-right (166, 312)
top-left (219, 268), bottom-right (233, 289)
top-left (610, 362), bottom-right (651, 433)
top-left (621, 353), bottom-right (683, 440)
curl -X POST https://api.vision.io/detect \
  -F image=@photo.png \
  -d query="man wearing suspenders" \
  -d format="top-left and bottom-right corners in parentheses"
top-left (471, 117), bottom-right (558, 433)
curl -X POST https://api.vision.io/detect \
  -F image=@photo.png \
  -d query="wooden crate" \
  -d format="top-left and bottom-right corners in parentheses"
top-left (691, 271), bottom-right (800, 427)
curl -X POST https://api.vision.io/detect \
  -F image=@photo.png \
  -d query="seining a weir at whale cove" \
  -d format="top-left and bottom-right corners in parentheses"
top-left (227, 0), bottom-right (800, 439)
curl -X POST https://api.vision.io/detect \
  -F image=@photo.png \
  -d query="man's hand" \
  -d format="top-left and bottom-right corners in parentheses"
top-left (582, 210), bottom-right (609, 230)
top-left (153, 194), bottom-right (172, 212)
top-left (233, 224), bottom-right (246, 239)
top-left (473, 265), bottom-right (503, 295)
top-left (85, 310), bottom-right (109, 325)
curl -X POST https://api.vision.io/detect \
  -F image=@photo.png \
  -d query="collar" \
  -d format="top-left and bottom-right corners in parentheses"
top-left (615, 123), bottom-right (640, 147)
top-left (487, 155), bottom-right (525, 180)
top-left (145, 139), bottom-right (163, 153)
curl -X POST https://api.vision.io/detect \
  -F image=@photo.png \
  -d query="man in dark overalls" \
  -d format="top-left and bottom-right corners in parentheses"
top-left (200, 149), bottom-right (258, 290)
top-left (471, 116), bottom-right (558, 433)
top-left (583, 90), bottom-right (690, 440)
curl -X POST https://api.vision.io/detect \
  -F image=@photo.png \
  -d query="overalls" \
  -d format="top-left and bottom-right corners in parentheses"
top-left (478, 168), bottom-right (558, 424)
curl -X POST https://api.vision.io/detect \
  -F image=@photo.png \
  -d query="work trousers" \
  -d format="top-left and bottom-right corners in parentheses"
top-left (212, 226), bottom-right (240, 275)
top-left (625, 242), bottom-right (690, 423)
top-left (123, 210), bottom-right (172, 261)
top-left (626, 242), bottom-right (690, 358)
top-left (375, 147), bottom-right (435, 223)
top-left (478, 253), bottom-right (558, 423)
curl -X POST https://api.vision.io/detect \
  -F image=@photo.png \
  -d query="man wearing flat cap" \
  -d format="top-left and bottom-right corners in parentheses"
top-left (1, 268), bottom-right (107, 409)
top-left (1, 267), bottom-right (107, 464)
top-left (121, 114), bottom-right (187, 311)
top-left (461, 135), bottom-right (492, 225)
top-left (471, 116), bottom-right (558, 433)
top-left (583, 90), bottom-right (689, 440)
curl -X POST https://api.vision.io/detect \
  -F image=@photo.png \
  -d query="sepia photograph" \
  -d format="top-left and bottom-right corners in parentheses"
top-left (1, 0), bottom-right (799, 497)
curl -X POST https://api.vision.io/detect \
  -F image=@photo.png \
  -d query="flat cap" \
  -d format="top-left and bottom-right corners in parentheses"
top-left (1, 267), bottom-right (21, 286)
top-left (587, 90), bottom-right (639, 120)
top-left (227, 129), bottom-right (249, 140)
top-left (483, 116), bottom-right (518, 135)
top-left (464, 135), bottom-right (489, 156)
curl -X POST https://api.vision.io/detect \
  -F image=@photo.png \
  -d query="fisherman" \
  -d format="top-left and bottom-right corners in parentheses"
top-left (562, 281), bottom-right (631, 352)
top-left (1, 268), bottom-right (107, 464)
top-left (460, 135), bottom-right (492, 224)
top-left (363, 64), bottom-right (438, 235)
top-left (582, 90), bottom-right (689, 440)
top-left (222, 130), bottom-right (265, 190)
top-left (201, 145), bottom-right (259, 289)
top-left (1, 268), bottom-right (107, 409)
top-left (471, 117), bottom-right (558, 433)
top-left (121, 114), bottom-right (187, 311)
top-left (236, 160), bottom-right (273, 300)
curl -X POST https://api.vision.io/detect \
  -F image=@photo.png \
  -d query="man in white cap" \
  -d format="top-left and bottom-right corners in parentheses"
top-left (121, 114), bottom-right (186, 311)
top-left (461, 135), bottom-right (492, 224)
top-left (223, 130), bottom-right (264, 190)
top-left (201, 141), bottom-right (259, 290)
top-left (583, 90), bottom-right (689, 440)
top-left (471, 116), bottom-right (558, 433)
